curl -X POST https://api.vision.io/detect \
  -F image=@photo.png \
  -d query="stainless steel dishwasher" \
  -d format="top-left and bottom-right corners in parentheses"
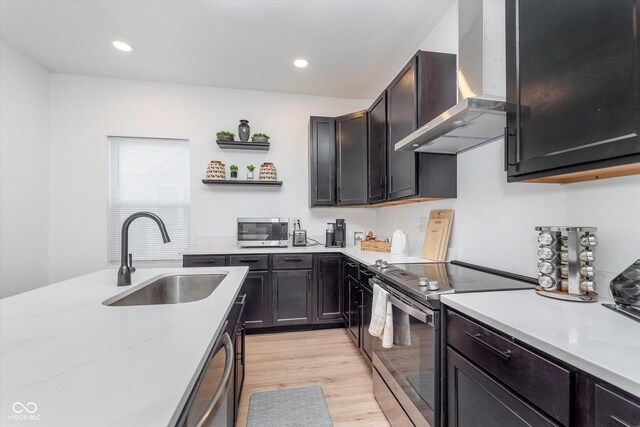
top-left (178, 326), bottom-right (235, 427)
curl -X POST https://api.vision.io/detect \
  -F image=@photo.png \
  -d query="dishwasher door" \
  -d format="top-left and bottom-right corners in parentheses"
top-left (179, 331), bottom-right (234, 427)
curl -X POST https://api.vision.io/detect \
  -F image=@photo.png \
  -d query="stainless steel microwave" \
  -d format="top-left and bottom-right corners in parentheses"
top-left (237, 217), bottom-right (289, 247)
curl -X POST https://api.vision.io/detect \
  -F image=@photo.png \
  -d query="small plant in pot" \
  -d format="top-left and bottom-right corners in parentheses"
top-left (216, 131), bottom-right (235, 142)
top-left (246, 164), bottom-right (255, 180)
top-left (230, 165), bottom-right (238, 179)
top-left (251, 133), bottom-right (270, 143)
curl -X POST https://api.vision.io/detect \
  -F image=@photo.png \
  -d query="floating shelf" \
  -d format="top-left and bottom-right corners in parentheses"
top-left (216, 140), bottom-right (270, 151)
top-left (202, 179), bottom-right (282, 186)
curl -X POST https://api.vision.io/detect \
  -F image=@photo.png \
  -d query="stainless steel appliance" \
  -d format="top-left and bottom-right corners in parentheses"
top-left (603, 259), bottom-right (640, 323)
top-left (237, 217), bottom-right (289, 247)
top-left (368, 260), bottom-right (535, 427)
top-left (535, 226), bottom-right (599, 302)
top-left (325, 219), bottom-right (346, 248)
top-left (292, 219), bottom-right (307, 247)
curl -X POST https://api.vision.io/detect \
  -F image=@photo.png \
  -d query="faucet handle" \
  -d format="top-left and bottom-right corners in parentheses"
top-left (128, 253), bottom-right (136, 273)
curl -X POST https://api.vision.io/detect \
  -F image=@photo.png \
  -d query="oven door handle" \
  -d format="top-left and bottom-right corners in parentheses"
top-left (387, 293), bottom-right (433, 325)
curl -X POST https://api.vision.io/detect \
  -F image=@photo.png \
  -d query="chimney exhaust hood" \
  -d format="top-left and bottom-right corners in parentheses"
top-left (396, 0), bottom-right (507, 154)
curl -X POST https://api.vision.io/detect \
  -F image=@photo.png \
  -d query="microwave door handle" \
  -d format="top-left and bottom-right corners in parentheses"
top-left (386, 293), bottom-right (433, 325)
top-left (195, 333), bottom-right (234, 427)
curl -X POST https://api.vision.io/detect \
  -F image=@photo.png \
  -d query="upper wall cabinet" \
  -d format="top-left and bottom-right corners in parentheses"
top-left (336, 110), bottom-right (368, 205)
top-left (506, 0), bottom-right (640, 183)
top-left (386, 51), bottom-right (458, 202)
top-left (368, 93), bottom-right (388, 203)
top-left (309, 117), bottom-right (337, 206)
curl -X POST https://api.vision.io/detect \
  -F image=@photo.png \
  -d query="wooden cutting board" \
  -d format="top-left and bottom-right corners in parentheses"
top-left (422, 209), bottom-right (454, 261)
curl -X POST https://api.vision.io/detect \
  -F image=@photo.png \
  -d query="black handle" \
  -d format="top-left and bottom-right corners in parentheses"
top-left (346, 262), bottom-right (358, 268)
top-left (239, 258), bottom-right (259, 263)
top-left (505, 126), bottom-right (518, 167)
top-left (464, 331), bottom-right (512, 361)
top-left (283, 257), bottom-right (303, 262)
top-left (503, 126), bottom-right (509, 171)
top-left (360, 269), bottom-right (374, 277)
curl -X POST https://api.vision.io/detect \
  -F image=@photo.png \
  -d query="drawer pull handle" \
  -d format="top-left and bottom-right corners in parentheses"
top-left (464, 331), bottom-right (512, 361)
top-left (239, 258), bottom-right (259, 263)
top-left (347, 262), bottom-right (358, 268)
top-left (283, 258), bottom-right (303, 262)
top-left (610, 415), bottom-right (633, 427)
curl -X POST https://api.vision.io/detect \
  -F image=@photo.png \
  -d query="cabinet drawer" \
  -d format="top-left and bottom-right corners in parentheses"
top-left (230, 255), bottom-right (269, 270)
top-left (595, 384), bottom-right (640, 427)
top-left (345, 259), bottom-right (359, 280)
top-left (272, 254), bottom-right (313, 270)
top-left (447, 310), bottom-right (571, 426)
top-left (183, 255), bottom-right (227, 267)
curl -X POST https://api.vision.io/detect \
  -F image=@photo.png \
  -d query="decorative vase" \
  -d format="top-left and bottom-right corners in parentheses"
top-left (247, 172), bottom-right (254, 180)
top-left (238, 120), bottom-right (250, 142)
top-left (206, 160), bottom-right (226, 180)
top-left (259, 162), bottom-right (277, 181)
top-left (230, 171), bottom-right (238, 179)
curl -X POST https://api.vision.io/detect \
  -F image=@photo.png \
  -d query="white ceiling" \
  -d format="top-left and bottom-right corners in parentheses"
top-left (0, 0), bottom-right (455, 99)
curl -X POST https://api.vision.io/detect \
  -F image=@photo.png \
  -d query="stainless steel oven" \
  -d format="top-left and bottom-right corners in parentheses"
top-left (370, 277), bottom-right (439, 427)
top-left (236, 217), bottom-right (289, 247)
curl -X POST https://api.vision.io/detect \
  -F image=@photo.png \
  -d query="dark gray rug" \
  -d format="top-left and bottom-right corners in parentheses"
top-left (406, 373), bottom-right (435, 409)
top-left (247, 386), bottom-right (333, 427)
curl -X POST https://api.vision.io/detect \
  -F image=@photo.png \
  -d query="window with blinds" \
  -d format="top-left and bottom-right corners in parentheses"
top-left (108, 137), bottom-right (190, 263)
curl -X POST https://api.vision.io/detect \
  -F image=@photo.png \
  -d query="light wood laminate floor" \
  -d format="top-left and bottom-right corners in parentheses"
top-left (236, 328), bottom-right (391, 427)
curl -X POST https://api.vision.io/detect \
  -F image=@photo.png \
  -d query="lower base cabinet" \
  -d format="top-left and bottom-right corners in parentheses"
top-left (272, 270), bottom-right (313, 326)
top-left (241, 271), bottom-right (271, 329)
top-left (359, 281), bottom-right (373, 363)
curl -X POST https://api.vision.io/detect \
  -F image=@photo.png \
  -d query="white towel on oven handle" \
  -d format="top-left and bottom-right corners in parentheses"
top-left (368, 283), bottom-right (388, 337)
top-left (381, 300), bottom-right (393, 348)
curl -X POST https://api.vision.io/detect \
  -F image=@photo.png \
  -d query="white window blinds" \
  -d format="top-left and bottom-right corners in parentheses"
top-left (108, 137), bottom-right (190, 262)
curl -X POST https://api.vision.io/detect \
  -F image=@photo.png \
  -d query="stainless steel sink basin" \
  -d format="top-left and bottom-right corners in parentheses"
top-left (103, 274), bottom-right (227, 307)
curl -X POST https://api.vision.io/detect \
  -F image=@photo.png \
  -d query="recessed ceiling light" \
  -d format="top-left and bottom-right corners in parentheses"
top-left (294, 59), bottom-right (308, 68)
top-left (112, 41), bottom-right (133, 52)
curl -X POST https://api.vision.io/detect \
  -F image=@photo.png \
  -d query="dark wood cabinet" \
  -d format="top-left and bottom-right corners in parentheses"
top-left (309, 116), bottom-right (337, 206)
top-left (594, 384), bottom-right (640, 427)
top-left (359, 272), bottom-right (373, 363)
top-left (447, 347), bottom-right (557, 427)
top-left (368, 93), bottom-right (387, 203)
top-left (336, 110), bottom-right (368, 205)
top-left (506, 0), bottom-right (640, 183)
top-left (183, 255), bottom-right (227, 267)
top-left (386, 51), bottom-right (458, 202)
top-left (315, 254), bottom-right (343, 323)
top-left (346, 275), bottom-right (360, 346)
top-left (240, 271), bottom-right (271, 329)
top-left (272, 270), bottom-right (313, 327)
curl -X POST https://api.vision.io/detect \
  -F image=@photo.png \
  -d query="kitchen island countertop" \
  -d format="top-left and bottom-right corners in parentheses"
top-left (442, 290), bottom-right (640, 397)
top-left (0, 266), bottom-right (248, 426)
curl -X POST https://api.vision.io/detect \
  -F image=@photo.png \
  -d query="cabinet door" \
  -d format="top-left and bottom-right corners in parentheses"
top-left (387, 57), bottom-right (418, 200)
top-left (506, 0), bottom-right (640, 180)
top-left (240, 271), bottom-right (271, 329)
top-left (447, 348), bottom-right (558, 427)
top-left (341, 265), bottom-right (349, 324)
top-left (316, 254), bottom-right (343, 323)
top-left (347, 276), bottom-right (360, 346)
top-left (368, 93), bottom-right (387, 203)
top-left (594, 384), bottom-right (640, 427)
top-left (360, 284), bottom-right (373, 362)
top-left (272, 270), bottom-right (313, 326)
top-left (183, 255), bottom-right (227, 267)
top-left (336, 110), bottom-right (368, 205)
top-left (309, 116), bottom-right (337, 206)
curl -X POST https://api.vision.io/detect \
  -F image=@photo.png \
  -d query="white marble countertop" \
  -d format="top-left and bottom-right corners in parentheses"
top-left (441, 290), bottom-right (640, 397)
top-left (184, 242), bottom-right (435, 266)
top-left (0, 266), bottom-right (248, 426)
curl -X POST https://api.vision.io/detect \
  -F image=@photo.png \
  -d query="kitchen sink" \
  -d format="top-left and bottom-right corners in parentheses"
top-left (103, 274), bottom-right (227, 307)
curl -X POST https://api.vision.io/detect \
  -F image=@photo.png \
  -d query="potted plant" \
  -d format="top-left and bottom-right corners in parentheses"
top-left (230, 165), bottom-right (238, 179)
top-left (247, 164), bottom-right (255, 180)
top-left (216, 131), bottom-right (235, 142)
top-left (251, 133), bottom-right (270, 143)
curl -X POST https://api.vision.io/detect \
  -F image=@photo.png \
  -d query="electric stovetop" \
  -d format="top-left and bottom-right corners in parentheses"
top-left (369, 260), bottom-right (536, 307)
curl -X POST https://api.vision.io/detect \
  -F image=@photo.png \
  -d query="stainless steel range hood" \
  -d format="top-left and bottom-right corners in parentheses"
top-left (396, 0), bottom-right (507, 154)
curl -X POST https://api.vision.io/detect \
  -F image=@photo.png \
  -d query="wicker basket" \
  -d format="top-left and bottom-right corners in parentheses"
top-left (360, 240), bottom-right (391, 253)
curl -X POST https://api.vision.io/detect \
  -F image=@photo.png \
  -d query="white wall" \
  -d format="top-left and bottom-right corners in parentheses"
top-left (48, 75), bottom-right (374, 282)
top-left (377, 0), bottom-right (640, 281)
top-left (0, 41), bottom-right (51, 298)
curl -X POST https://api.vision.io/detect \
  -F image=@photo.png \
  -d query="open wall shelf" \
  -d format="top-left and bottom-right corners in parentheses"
top-left (202, 179), bottom-right (282, 186)
top-left (216, 140), bottom-right (270, 151)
